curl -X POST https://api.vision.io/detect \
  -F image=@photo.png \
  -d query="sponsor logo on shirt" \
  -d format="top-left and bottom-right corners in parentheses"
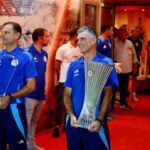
top-left (127, 47), bottom-right (132, 51)
top-left (34, 57), bottom-right (38, 62)
top-left (74, 69), bottom-right (79, 76)
top-left (72, 56), bottom-right (77, 60)
top-left (18, 139), bottom-right (24, 144)
top-left (103, 45), bottom-right (107, 49)
top-left (127, 47), bottom-right (132, 55)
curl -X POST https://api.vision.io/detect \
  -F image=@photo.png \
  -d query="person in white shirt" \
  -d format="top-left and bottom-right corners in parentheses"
top-left (114, 25), bottom-right (138, 109)
top-left (53, 29), bottom-right (82, 137)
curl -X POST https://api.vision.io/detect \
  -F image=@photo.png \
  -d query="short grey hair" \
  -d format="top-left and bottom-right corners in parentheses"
top-left (77, 26), bottom-right (98, 42)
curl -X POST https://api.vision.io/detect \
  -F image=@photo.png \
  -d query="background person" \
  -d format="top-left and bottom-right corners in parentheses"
top-left (114, 25), bottom-right (138, 109)
top-left (25, 28), bottom-right (49, 150)
top-left (53, 28), bottom-right (82, 137)
top-left (128, 28), bottom-right (142, 101)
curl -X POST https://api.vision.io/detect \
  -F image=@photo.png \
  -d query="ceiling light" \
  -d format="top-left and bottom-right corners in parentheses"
top-left (12, 8), bottom-right (16, 12)
top-left (20, 8), bottom-right (24, 13)
top-left (2, 8), bottom-right (6, 12)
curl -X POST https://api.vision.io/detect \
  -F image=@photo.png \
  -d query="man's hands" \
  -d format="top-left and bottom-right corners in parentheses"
top-left (114, 63), bottom-right (122, 74)
top-left (70, 114), bottom-right (79, 128)
top-left (0, 96), bottom-right (10, 109)
top-left (132, 64), bottom-right (138, 76)
top-left (88, 121), bottom-right (101, 132)
top-left (70, 114), bottom-right (102, 132)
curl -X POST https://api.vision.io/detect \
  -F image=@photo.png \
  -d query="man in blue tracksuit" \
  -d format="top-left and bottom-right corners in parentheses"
top-left (96, 24), bottom-right (117, 116)
top-left (64, 26), bottom-right (118, 150)
top-left (96, 24), bottom-right (113, 58)
top-left (0, 22), bottom-right (37, 150)
top-left (25, 28), bottom-right (49, 150)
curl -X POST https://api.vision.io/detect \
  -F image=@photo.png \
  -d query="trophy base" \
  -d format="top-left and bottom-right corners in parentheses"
top-left (77, 114), bottom-right (95, 129)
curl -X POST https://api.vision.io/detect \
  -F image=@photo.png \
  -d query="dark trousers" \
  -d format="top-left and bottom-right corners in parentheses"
top-left (66, 116), bottom-right (110, 150)
top-left (111, 87), bottom-right (117, 110)
top-left (55, 82), bottom-right (65, 126)
top-left (0, 103), bottom-right (27, 150)
top-left (118, 73), bottom-right (131, 105)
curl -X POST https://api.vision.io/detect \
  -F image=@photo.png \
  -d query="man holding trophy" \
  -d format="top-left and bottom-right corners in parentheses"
top-left (64, 26), bottom-right (118, 150)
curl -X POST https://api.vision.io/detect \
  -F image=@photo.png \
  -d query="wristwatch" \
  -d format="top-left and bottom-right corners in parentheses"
top-left (7, 94), bottom-right (15, 100)
top-left (96, 118), bottom-right (104, 126)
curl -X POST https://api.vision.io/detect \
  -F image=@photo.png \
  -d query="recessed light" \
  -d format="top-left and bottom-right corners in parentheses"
top-left (12, 8), bottom-right (16, 12)
top-left (2, 7), bottom-right (6, 12)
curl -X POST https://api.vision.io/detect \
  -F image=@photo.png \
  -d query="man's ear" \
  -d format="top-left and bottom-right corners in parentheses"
top-left (38, 36), bottom-right (43, 42)
top-left (15, 32), bottom-right (21, 40)
top-left (91, 37), bottom-right (97, 45)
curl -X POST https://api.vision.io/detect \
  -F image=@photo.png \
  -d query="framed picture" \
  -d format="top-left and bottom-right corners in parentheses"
top-left (80, 0), bottom-right (100, 33)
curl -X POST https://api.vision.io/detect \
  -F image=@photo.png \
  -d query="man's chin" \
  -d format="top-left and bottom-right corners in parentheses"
top-left (2, 40), bottom-right (7, 45)
top-left (43, 44), bottom-right (48, 47)
top-left (3, 42), bottom-right (7, 46)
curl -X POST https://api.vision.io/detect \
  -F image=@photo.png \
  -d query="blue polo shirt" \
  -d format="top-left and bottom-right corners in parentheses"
top-left (26, 44), bottom-right (48, 100)
top-left (64, 53), bottom-right (118, 117)
top-left (0, 46), bottom-right (37, 104)
top-left (96, 36), bottom-right (112, 58)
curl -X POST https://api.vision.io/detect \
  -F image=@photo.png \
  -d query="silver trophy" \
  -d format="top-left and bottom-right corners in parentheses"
top-left (77, 61), bottom-right (113, 129)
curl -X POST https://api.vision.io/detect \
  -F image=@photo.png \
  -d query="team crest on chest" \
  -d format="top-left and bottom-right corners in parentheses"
top-left (43, 56), bottom-right (47, 62)
top-left (11, 59), bottom-right (19, 67)
top-left (135, 43), bottom-right (139, 47)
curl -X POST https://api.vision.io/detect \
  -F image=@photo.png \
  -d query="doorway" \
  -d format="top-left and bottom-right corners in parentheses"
top-left (100, 3), bottom-right (114, 32)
